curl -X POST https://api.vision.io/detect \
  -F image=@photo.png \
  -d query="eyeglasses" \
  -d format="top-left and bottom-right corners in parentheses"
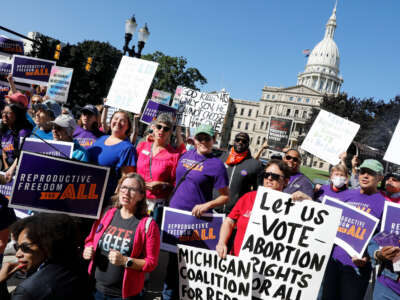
top-left (120, 186), bottom-right (142, 194)
top-left (285, 155), bottom-right (300, 163)
top-left (263, 172), bottom-right (284, 181)
top-left (234, 138), bottom-right (249, 144)
top-left (13, 242), bottom-right (35, 253)
top-left (359, 168), bottom-right (377, 176)
top-left (155, 124), bottom-right (171, 132)
top-left (195, 134), bottom-right (212, 142)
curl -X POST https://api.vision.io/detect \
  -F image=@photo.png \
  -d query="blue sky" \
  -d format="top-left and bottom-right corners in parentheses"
top-left (2, 0), bottom-right (399, 102)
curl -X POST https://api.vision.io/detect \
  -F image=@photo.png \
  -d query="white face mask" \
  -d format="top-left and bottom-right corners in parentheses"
top-left (331, 176), bottom-right (346, 188)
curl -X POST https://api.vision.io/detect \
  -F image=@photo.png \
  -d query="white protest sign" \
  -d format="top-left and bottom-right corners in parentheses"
top-left (239, 187), bottom-right (341, 300)
top-left (384, 119), bottom-right (400, 165)
top-left (301, 110), bottom-right (360, 165)
top-left (45, 66), bottom-right (73, 103)
top-left (174, 87), bottom-right (229, 132)
top-left (106, 56), bottom-right (158, 114)
top-left (177, 245), bottom-right (253, 300)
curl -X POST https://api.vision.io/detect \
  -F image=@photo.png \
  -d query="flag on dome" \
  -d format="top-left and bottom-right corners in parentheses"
top-left (302, 49), bottom-right (311, 57)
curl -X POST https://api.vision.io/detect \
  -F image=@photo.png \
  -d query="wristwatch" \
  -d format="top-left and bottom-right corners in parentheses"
top-left (125, 258), bottom-right (134, 268)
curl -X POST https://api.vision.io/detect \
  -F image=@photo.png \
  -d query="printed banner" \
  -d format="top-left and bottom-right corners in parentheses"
top-left (301, 110), bottom-right (360, 165)
top-left (381, 201), bottom-right (400, 235)
top-left (45, 66), bottom-right (73, 103)
top-left (0, 172), bottom-right (14, 199)
top-left (20, 137), bottom-right (73, 158)
top-left (178, 245), bottom-right (253, 300)
top-left (151, 89), bottom-right (172, 106)
top-left (384, 119), bottom-right (400, 165)
top-left (170, 86), bottom-right (182, 109)
top-left (160, 207), bottom-right (224, 253)
top-left (323, 196), bottom-right (379, 258)
top-left (240, 187), bottom-right (341, 300)
top-left (9, 151), bottom-right (110, 219)
top-left (0, 36), bottom-right (24, 56)
top-left (106, 56), bottom-right (158, 114)
top-left (140, 99), bottom-right (176, 125)
top-left (11, 55), bottom-right (56, 86)
top-left (174, 87), bottom-right (230, 132)
top-left (267, 117), bottom-right (293, 151)
top-left (105, 106), bottom-right (118, 125)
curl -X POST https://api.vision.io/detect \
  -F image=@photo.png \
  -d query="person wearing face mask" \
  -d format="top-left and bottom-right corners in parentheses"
top-left (213, 132), bottom-right (263, 214)
top-left (381, 172), bottom-right (400, 203)
top-left (315, 164), bottom-right (349, 202)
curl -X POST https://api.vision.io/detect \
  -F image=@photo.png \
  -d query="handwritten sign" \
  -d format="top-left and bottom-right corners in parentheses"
top-left (267, 117), bottom-right (293, 151)
top-left (240, 187), bottom-right (341, 300)
top-left (301, 110), bottom-right (360, 165)
top-left (384, 119), bottom-right (400, 165)
top-left (106, 56), bottom-right (158, 114)
top-left (140, 99), bottom-right (176, 125)
top-left (11, 55), bottom-right (56, 86)
top-left (174, 87), bottom-right (229, 132)
top-left (45, 66), bottom-right (73, 103)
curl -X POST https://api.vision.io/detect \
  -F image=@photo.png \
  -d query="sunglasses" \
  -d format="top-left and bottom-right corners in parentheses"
top-left (285, 155), bottom-right (300, 163)
top-left (195, 134), bottom-right (212, 142)
top-left (13, 242), bottom-right (35, 253)
top-left (235, 138), bottom-right (249, 144)
top-left (263, 172), bottom-right (284, 181)
top-left (359, 168), bottom-right (377, 176)
top-left (155, 124), bottom-right (171, 132)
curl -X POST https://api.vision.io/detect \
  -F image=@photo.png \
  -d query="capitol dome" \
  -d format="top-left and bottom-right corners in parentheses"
top-left (306, 37), bottom-right (340, 72)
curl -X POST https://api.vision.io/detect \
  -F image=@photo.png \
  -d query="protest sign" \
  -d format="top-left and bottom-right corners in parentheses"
top-left (151, 89), bottom-right (172, 106)
top-left (381, 201), bottom-right (400, 235)
top-left (0, 60), bottom-right (31, 92)
top-left (0, 36), bottom-right (24, 56)
top-left (267, 117), bottom-right (293, 151)
top-left (140, 99), bottom-right (176, 125)
top-left (384, 119), bottom-right (400, 165)
top-left (301, 110), bottom-right (360, 165)
top-left (161, 207), bottom-right (224, 253)
top-left (105, 105), bottom-right (118, 125)
top-left (11, 55), bottom-right (56, 86)
top-left (45, 66), bottom-right (73, 103)
top-left (174, 87), bottom-right (229, 132)
top-left (106, 56), bottom-right (158, 114)
top-left (178, 245), bottom-right (253, 300)
top-left (9, 151), bottom-right (110, 219)
top-left (20, 137), bottom-right (73, 158)
top-left (240, 187), bottom-right (341, 300)
top-left (0, 172), bottom-right (13, 199)
top-left (170, 86), bottom-right (182, 109)
top-left (323, 196), bottom-right (379, 258)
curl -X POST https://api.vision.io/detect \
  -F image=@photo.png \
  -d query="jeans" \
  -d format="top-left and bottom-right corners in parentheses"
top-left (162, 253), bottom-right (179, 300)
top-left (94, 289), bottom-right (142, 300)
top-left (373, 279), bottom-right (400, 300)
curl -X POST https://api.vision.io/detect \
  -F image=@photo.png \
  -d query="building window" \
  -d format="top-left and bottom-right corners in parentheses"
top-left (289, 96), bottom-right (294, 101)
top-left (263, 106), bottom-right (267, 114)
top-left (286, 109), bottom-right (291, 116)
top-left (248, 109), bottom-right (252, 117)
top-left (267, 94), bottom-right (270, 99)
top-left (319, 162), bottom-right (324, 168)
top-left (272, 95), bottom-right (275, 99)
top-left (257, 136), bottom-right (261, 145)
top-left (302, 111), bottom-right (307, 119)
top-left (269, 107), bottom-right (273, 115)
top-left (262, 137), bottom-right (266, 144)
top-left (294, 110), bottom-right (299, 118)
top-left (245, 122), bottom-right (249, 130)
top-left (306, 98), bottom-right (310, 103)
top-left (313, 161), bottom-right (317, 167)
top-left (260, 121), bottom-right (264, 129)
top-left (299, 126), bottom-right (303, 135)
top-left (237, 121), bottom-right (241, 129)
top-left (240, 108), bottom-right (244, 116)
top-left (297, 97), bottom-right (302, 102)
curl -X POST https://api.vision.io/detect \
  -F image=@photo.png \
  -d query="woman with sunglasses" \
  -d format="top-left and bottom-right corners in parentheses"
top-left (136, 114), bottom-right (184, 225)
top-left (216, 159), bottom-right (311, 258)
top-left (0, 213), bottom-right (93, 300)
top-left (83, 173), bottom-right (160, 300)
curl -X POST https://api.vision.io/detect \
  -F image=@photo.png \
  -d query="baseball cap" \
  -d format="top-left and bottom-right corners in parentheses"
top-left (42, 100), bottom-right (61, 118)
top-left (81, 104), bottom-right (99, 116)
top-left (386, 172), bottom-right (400, 180)
top-left (359, 159), bottom-right (384, 175)
top-left (50, 114), bottom-right (76, 136)
top-left (5, 92), bottom-right (28, 108)
top-left (194, 124), bottom-right (215, 137)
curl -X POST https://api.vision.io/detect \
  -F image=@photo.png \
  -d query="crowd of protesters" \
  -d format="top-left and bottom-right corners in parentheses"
top-left (0, 79), bottom-right (398, 300)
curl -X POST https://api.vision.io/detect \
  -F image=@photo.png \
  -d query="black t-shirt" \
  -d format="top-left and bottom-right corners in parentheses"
top-left (95, 210), bottom-right (140, 297)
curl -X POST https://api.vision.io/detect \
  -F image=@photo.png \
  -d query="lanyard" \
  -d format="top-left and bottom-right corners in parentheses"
top-left (149, 143), bottom-right (153, 180)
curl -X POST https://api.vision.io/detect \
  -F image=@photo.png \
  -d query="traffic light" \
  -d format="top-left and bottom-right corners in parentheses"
top-left (85, 57), bottom-right (93, 72)
top-left (54, 44), bottom-right (61, 60)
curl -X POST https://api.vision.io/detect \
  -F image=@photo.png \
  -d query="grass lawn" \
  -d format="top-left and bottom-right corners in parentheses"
top-left (300, 165), bottom-right (330, 183)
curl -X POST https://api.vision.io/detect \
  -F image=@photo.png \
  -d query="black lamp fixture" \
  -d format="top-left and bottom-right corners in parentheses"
top-left (123, 15), bottom-right (150, 58)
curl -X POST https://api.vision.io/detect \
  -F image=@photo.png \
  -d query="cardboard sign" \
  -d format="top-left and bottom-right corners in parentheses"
top-left (0, 36), bottom-right (24, 56)
top-left (151, 89), bottom-right (172, 105)
top-left (45, 66), bottom-right (73, 103)
top-left (174, 87), bottom-right (229, 132)
top-left (9, 151), bottom-right (110, 219)
top-left (301, 110), bottom-right (360, 165)
top-left (160, 207), bottom-right (224, 253)
top-left (20, 137), bottom-right (74, 159)
top-left (11, 55), bottom-right (56, 86)
top-left (381, 201), bottom-right (400, 235)
top-left (106, 56), bottom-right (158, 114)
top-left (384, 119), bottom-right (400, 165)
top-left (239, 187), bottom-right (341, 300)
top-left (267, 117), bottom-right (293, 151)
top-left (140, 99), bottom-right (176, 125)
top-left (323, 196), bottom-right (379, 258)
top-left (178, 245), bottom-right (253, 300)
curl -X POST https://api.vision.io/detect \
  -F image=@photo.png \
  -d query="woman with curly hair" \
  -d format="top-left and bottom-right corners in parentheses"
top-left (83, 173), bottom-right (160, 300)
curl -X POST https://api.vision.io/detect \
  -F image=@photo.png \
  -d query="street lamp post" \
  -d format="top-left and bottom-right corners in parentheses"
top-left (123, 15), bottom-right (150, 58)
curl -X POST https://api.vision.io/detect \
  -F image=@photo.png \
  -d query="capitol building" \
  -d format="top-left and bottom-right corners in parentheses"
top-left (221, 4), bottom-right (343, 171)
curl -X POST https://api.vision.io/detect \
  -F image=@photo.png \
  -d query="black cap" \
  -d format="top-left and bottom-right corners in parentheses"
top-left (81, 104), bottom-right (99, 116)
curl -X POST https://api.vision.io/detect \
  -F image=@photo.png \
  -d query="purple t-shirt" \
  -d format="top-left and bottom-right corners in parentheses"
top-left (315, 184), bottom-right (347, 202)
top-left (73, 126), bottom-right (104, 149)
top-left (332, 188), bottom-right (385, 268)
top-left (1, 128), bottom-right (32, 165)
top-left (169, 149), bottom-right (229, 212)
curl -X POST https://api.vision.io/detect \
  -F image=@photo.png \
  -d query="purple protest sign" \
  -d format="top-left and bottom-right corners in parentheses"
top-left (20, 137), bottom-right (73, 158)
top-left (160, 207), bottom-right (224, 253)
top-left (0, 36), bottom-right (24, 55)
top-left (381, 201), bottom-right (400, 235)
top-left (9, 151), bottom-right (110, 219)
top-left (140, 99), bottom-right (177, 125)
top-left (11, 55), bottom-right (56, 86)
top-left (323, 196), bottom-right (379, 258)
top-left (0, 172), bottom-right (14, 199)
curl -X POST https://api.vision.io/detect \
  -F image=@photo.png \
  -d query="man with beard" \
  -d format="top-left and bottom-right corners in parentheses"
top-left (214, 132), bottom-right (263, 214)
top-left (381, 172), bottom-right (400, 203)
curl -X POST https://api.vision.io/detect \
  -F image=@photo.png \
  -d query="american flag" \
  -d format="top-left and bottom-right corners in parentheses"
top-left (302, 49), bottom-right (311, 57)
